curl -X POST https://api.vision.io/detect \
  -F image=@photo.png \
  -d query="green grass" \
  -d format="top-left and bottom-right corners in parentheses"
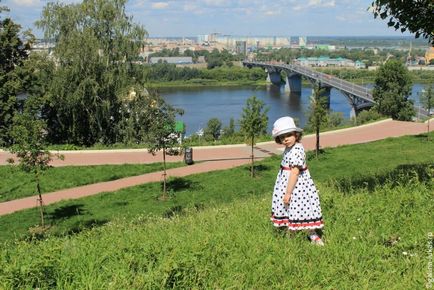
top-left (0, 133), bottom-right (432, 244)
top-left (0, 133), bottom-right (432, 288)
top-left (0, 162), bottom-right (185, 202)
top-left (0, 181), bottom-right (432, 289)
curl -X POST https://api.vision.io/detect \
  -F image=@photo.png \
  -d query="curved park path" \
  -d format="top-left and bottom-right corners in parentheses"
top-left (0, 118), bottom-right (432, 216)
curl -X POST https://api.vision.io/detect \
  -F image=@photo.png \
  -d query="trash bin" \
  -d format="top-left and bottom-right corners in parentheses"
top-left (184, 147), bottom-right (194, 165)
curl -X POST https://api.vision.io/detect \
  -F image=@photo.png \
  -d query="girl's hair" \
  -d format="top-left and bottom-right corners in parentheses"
top-left (275, 131), bottom-right (303, 144)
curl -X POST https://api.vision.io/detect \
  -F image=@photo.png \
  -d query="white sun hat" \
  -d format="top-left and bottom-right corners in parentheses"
top-left (272, 116), bottom-right (302, 138)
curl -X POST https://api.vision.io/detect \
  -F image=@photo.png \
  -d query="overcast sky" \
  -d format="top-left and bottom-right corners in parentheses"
top-left (2, 0), bottom-right (415, 38)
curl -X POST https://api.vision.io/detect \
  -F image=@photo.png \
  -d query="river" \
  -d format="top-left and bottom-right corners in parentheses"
top-left (160, 84), bottom-right (427, 136)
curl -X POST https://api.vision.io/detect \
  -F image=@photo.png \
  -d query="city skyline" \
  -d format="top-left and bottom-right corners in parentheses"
top-left (3, 0), bottom-right (418, 39)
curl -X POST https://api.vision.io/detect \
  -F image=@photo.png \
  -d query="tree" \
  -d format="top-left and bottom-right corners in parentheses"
top-left (222, 117), bottom-right (236, 137)
top-left (419, 85), bottom-right (433, 140)
top-left (370, 0), bottom-right (434, 45)
top-left (204, 118), bottom-right (222, 141)
top-left (7, 98), bottom-right (62, 228)
top-left (240, 96), bottom-right (269, 177)
top-left (36, 0), bottom-right (147, 146)
top-left (0, 8), bottom-right (33, 146)
top-left (307, 85), bottom-right (329, 158)
top-left (145, 93), bottom-right (183, 199)
top-left (373, 60), bottom-right (414, 120)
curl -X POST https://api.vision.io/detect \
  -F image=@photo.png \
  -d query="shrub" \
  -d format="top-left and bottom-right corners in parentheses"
top-left (355, 108), bottom-right (384, 125)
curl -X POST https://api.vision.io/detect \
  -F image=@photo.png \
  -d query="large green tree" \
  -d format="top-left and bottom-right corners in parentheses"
top-left (370, 0), bottom-right (434, 45)
top-left (0, 5), bottom-right (33, 146)
top-left (36, 0), bottom-right (147, 146)
top-left (373, 60), bottom-right (414, 121)
top-left (240, 96), bottom-right (269, 177)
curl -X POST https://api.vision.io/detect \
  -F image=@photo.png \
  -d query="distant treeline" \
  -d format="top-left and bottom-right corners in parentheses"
top-left (141, 63), bottom-right (433, 85)
top-left (319, 68), bottom-right (434, 84)
top-left (143, 64), bottom-right (267, 83)
top-left (255, 47), bottom-right (428, 66)
top-left (150, 47), bottom-right (430, 67)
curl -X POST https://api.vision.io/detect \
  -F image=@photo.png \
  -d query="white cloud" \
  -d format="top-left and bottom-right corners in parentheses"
top-left (11, 0), bottom-right (40, 7)
top-left (183, 3), bottom-right (205, 14)
top-left (292, 0), bottom-right (336, 11)
top-left (264, 10), bottom-right (280, 16)
top-left (151, 2), bottom-right (169, 9)
top-left (203, 0), bottom-right (230, 7)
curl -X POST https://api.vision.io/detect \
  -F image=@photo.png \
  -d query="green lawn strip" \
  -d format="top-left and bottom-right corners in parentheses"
top-left (0, 162), bottom-right (185, 202)
top-left (0, 133), bottom-right (432, 243)
top-left (1, 182), bottom-right (432, 288)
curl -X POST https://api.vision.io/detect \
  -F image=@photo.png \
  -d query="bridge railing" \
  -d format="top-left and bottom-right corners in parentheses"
top-left (243, 61), bottom-right (431, 118)
top-left (244, 61), bottom-right (373, 102)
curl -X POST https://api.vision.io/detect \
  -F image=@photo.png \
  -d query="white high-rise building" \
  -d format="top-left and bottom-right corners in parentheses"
top-left (299, 36), bottom-right (307, 47)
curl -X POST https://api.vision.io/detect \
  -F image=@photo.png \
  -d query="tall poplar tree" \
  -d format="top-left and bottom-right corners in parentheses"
top-left (36, 0), bottom-right (147, 145)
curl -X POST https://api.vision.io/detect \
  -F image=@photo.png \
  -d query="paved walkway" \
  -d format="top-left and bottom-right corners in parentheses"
top-left (0, 118), bottom-right (432, 216)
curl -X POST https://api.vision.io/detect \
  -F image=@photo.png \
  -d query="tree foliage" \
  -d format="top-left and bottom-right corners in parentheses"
top-left (240, 96), bottom-right (269, 177)
top-left (7, 97), bottom-right (62, 227)
top-left (144, 64), bottom-right (266, 83)
top-left (0, 10), bottom-right (33, 146)
top-left (35, 0), bottom-right (147, 146)
top-left (145, 93), bottom-right (183, 197)
top-left (204, 118), bottom-right (222, 141)
top-left (370, 0), bottom-right (434, 45)
top-left (373, 60), bottom-right (414, 120)
top-left (222, 117), bottom-right (236, 137)
top-left (307, 85), bottom-right (329, 158)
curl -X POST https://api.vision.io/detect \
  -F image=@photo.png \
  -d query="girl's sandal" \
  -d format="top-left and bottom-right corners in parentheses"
top-left (310, 235), bottom-right (325, 246)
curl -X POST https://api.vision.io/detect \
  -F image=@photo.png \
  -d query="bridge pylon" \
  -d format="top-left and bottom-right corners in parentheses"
top-left (284, 73), bottom-right (302, 93)
top-left (266, 69), bottom-right (283, 86)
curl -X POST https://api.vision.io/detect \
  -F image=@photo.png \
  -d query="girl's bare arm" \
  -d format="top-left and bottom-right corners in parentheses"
top-left (283, 167), bottom-right (300, 205)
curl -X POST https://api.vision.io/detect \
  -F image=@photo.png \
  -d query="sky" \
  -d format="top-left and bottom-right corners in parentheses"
top-left (2, 0), bottom-right (415, 38)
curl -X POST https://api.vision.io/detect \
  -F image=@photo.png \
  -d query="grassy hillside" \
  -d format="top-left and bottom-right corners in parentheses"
top-left (0, 162), bottom-right (185, 202)
top-left (0, 181), bottom-right (432, 289)
top-left (0, 133), bottom-right (432, 243)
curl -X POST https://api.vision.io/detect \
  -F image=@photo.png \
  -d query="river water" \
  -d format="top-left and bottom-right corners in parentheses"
top-left (160, 84), bottom-right (427, 136)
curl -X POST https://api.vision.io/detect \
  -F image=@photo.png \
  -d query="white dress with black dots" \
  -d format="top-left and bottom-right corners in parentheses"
top-left (270, 142), bottom-right (324, 230)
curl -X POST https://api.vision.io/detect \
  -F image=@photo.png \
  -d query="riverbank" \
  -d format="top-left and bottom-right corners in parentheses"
top-left (146, 67), bottom-right (434, 88)
top-left (149, 79), bottom-right (267, 88)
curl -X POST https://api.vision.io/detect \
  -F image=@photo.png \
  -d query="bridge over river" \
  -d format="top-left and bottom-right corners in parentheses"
top-left (243, 61), bottom-right (430, 118)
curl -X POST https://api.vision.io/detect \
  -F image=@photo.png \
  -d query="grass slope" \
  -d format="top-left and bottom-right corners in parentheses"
top-left (0, 162), bottom-right (184, 202)
top-left (0, 181), bottom-right (432, 289)
top-left (0, 133), bottom-right (432, 243)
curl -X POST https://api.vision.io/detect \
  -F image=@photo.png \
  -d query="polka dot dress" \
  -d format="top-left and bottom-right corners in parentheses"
top-left (270, 143), bottom-right (324, 230)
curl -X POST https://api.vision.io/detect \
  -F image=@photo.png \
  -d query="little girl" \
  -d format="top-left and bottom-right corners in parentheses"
top-left (270, 116), bottom-right (324, 246)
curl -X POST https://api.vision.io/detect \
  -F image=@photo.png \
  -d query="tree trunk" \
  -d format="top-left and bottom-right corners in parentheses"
top-left (162, 148), bottom-right (167, 198)
top-left (36, 171), bottom-right (45, 227)
top-left (316, 124), bottom-right (320, 158)
top-left (251, 136), bottom-right (254, 178)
